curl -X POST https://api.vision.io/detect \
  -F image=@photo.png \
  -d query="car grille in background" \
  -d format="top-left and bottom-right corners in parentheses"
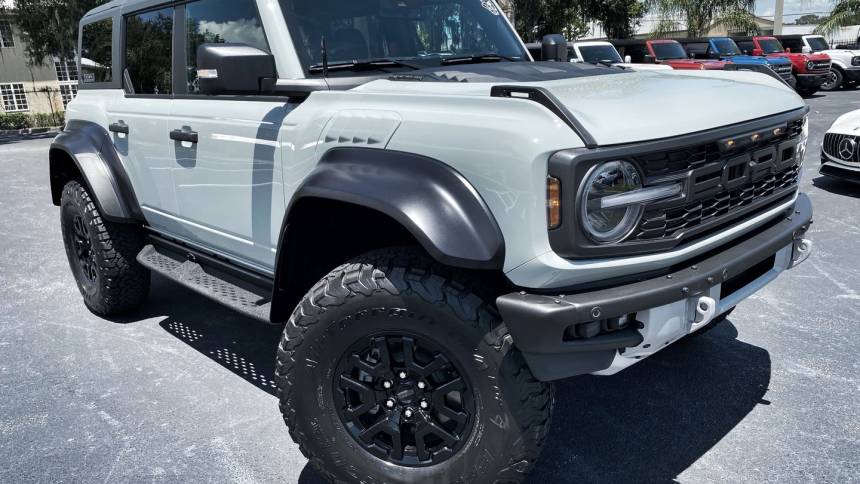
top-left (823, 133), bottom-right (860, 164)
top-left (771, 64), bottom-right (794, 80)
top-left (810, 60), bottom-right (831, 73)
top-left (629, 117), bottom-right (804, 244)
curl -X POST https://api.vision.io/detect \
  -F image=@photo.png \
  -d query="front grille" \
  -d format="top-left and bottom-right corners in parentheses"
top-left (810, 60), bottom-right (831, 73)
top-left (771, 64), bottom-right (794, 80)
top-left (636, 118), bottom-right (803, 178)
top-left (629, 117), bottom-right (804, 244)
top-left (634, 164), bottom-right (799, 241)
top-left (823, 133), bottom-right (860, 164)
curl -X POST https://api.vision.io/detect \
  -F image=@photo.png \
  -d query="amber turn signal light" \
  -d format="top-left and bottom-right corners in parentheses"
top-left (547, 176), bottom-right (562, 229)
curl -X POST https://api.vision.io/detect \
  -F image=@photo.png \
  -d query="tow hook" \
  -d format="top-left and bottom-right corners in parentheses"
top-left (791, 238), bottom-right (813, 268)
top-left (689, 296), bottom-right (717, 333)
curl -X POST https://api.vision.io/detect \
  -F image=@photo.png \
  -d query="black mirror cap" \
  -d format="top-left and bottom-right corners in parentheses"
top-left (197, 43), bottom-right (276, 95)
top-left (541, 34), bottom-right (569, 62)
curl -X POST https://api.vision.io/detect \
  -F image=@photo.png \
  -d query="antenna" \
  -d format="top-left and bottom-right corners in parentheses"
top-left (321, 35), bottom-right (329, 77)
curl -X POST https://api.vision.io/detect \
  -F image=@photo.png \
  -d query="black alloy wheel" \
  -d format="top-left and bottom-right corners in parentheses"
top-left (333, 333), bottom-right (475, 467)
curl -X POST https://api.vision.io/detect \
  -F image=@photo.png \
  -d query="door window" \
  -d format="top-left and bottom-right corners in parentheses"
top-left (80, 19), bottom-right (113, 84)
top-left (125, 8), bottom-right (174, 95)
top-left (185, 0), bottom-right (269, 94)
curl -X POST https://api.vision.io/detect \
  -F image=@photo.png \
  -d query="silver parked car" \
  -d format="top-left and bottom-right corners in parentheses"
top-left (50, 0), bottom-right (814, 482)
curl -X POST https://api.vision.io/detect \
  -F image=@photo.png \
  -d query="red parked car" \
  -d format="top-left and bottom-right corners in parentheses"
top-left (612, 39), bottom-right (727, 70)
top-left (734, 36), bottom-right (831, 96)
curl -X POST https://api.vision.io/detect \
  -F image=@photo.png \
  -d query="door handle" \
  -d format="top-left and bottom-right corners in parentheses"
top-left (109, 121), bottom-right (129, 135)
top-left (170, 128), bottom-right (198, 144)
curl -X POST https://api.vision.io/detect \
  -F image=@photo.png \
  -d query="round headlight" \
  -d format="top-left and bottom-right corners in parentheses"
top-left (580, 161), bottom-right (644, 244)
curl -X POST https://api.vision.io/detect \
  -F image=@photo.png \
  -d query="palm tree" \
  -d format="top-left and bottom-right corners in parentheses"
top-left (814, 0), bottom-right (860, 37)
top-left (649, 0), bottom-right (758, 38)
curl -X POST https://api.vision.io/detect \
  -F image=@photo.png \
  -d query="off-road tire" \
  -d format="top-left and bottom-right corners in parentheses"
top-left (274, 248), bottom-right (554, 484)
top-left (688, 307), bottom-right (735, 338)
top-left (60, 180), bottom-right (150, 316)
top-left (821, 68), bottom-right (843, 91)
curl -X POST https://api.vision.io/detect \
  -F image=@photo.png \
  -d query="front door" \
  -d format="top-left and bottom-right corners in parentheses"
top-left (167, 0), bottom-right (289, 272)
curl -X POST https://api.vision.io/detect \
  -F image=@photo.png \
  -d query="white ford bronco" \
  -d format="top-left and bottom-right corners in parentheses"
top-left (782, 34), bottom-right (860, 91)
top-left (51, 0), bottom-right (814, 482)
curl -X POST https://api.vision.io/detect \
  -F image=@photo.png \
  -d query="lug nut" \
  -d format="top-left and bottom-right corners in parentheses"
top-left (404, 408), bottom-right (414, 418)
top-left (398, 371), bottom-right (407, 379)
top-left (420, 400), bottom-right (429, 409)
top-left (385, 399), bottom-right (396, 409)
top-left (383, 381), bottom-right (392, 389)
top-left (417, 381), bottom-right (426, 390)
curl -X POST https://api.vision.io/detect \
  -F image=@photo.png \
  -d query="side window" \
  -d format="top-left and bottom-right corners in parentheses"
top-left (185, 0), bottom-right (268, 94)
top-left (80, 19), bottom-right (113, 84)
top-left (783, 38), bottom-right (802, 53)
top-left (125, 7), bottom-right (174, 95)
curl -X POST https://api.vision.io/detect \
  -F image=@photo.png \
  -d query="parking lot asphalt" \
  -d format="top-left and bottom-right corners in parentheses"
top-left (1, 89), bottom-right (859, 484)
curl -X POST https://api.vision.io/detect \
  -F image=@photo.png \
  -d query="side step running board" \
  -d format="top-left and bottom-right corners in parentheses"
top-left (137, 244), bottom-right (272, 322)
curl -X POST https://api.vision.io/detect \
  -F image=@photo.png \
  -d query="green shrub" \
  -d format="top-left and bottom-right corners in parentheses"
top-left (30, 112), bottom-right (65, 128)
top-left (0, 113), bottom-right (32, 130)
top-left (0, 112), bottom-right (65, 131)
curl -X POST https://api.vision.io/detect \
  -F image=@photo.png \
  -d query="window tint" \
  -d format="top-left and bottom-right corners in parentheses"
top-left (80, 19), bottom-right (113, 83)
top-left (125, 8), bottom-right (173, 95)
top-left (185, 0), bottom-right (268, 94)
top-left (781, 38), bottom-right (803, 53)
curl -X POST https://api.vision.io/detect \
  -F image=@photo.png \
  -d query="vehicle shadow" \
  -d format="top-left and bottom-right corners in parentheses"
top-left (119, 276), bottom-right (770, 483)
top-left (526, 321), bottom-right (771, 483)
top-left (812, 175), bottom-right (860, 199)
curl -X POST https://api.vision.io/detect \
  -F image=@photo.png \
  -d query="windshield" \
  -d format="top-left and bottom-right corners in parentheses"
top-left (578, 44), bottom-right (623, 64)
top-left (806, 36), bottom-right (830, 51)
top-left (712, 38), bottom-right (741, 56)
top-left (759, 38), bottom-right (784, 54)
top-left (651, 42), bottom-right (687, 60)
top-left (279, 0), bottom-right (528, 75)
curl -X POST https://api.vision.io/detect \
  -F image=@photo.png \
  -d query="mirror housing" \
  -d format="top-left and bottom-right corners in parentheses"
top-left (197, 43), bottom-right (276, 95)
top-left (541, 34), bottom-right (569, 62)
top-left (624, 55), bottom-right (632, 63)
top-left (752, 48), bottom-right (764, 56)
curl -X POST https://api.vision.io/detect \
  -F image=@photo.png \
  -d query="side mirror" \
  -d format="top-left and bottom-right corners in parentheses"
top-left (802, 46), bottom-right (812, 54)
top-left (541, 34), bottom-right (569, 62)
top-left (624, 55), bottom-right (632, 63)
top-left (752, 48), bottom-right (764, 56)
top-left (197, 43), bottom-right (276, 95)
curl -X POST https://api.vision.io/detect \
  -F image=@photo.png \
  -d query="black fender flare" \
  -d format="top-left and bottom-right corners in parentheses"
top-left (49, 120), bottom-right (143, 223)
top-left (282, 147), bottom-right (506, 269)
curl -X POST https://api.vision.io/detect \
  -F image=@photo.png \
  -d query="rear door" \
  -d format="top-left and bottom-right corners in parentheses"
top-left (105, 4), bottom-right (178, 232)
top-left (167, 0), bottom-right (290, 272)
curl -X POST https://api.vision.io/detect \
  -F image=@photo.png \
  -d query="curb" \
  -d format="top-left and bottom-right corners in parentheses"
top-left (0, 126), bottom-right (62, 137)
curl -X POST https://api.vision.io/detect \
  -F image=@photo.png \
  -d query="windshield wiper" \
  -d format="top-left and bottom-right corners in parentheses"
top-left (308, 58), bottom-right (422, 73)
top-left (440, 52), bottom-right (519, 65)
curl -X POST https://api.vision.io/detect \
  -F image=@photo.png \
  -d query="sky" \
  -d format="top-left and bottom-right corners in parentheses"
top-left (754, 0), bottom-right (837, 21)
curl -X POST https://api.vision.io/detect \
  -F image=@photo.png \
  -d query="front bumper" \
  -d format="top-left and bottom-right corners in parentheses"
top-left (796, 73), bottom-right (829, 88)
top-left (820, 157), bottom-right (860, 183)
top-left (497, 193), bottom-right (813, 381)
top-left (844, 67), bottom-right (860, 82)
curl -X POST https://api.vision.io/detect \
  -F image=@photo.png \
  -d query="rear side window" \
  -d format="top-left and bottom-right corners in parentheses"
top-left (185, 0), bottom-right (268, 94)
top-left (125, 7), bottom-right (174, 95)
top-left (80, 19), bottom-right (113, 84)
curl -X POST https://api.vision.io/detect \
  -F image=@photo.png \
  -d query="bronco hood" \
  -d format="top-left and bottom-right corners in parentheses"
top-left (354, 63), bottom-right (804, 146)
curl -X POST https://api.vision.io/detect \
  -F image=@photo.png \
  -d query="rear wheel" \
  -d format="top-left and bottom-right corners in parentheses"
top-left (60, 180), bottom-right (150, 316)
top-left (275, 248), bottom-right (554, 483)
top-left (821, 68), bottom-right (844, 91)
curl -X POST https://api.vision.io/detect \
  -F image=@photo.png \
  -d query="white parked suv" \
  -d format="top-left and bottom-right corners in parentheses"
top-left (821, 108), bottom-right (860, 181)
top-left (50, 0), bottom-right (814, 482)
top-left (571, 40), bottom-right (672, 70)
top-left (782, 34), bottom-right (860, 91)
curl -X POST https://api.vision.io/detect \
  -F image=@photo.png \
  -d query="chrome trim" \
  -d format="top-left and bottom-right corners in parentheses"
top-left (599, 183), bottom-right (683, 209)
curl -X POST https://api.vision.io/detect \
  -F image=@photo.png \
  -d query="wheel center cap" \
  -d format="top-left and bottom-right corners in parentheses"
top-left (395, 387), bottom-right (416, 404)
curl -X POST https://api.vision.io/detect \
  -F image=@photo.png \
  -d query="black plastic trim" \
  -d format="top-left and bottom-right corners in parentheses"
top-left (498, 192), bottom-right (812, 381)
top-left (281, 147), bottom-right (505, 270)
top-left (491, 85), bottom-right (599, 148)
top-left (50, 120), bottom-right (144, 223)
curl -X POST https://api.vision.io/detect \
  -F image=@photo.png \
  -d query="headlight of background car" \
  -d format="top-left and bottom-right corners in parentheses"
top-left (580, 161), bottom-right (644, 243)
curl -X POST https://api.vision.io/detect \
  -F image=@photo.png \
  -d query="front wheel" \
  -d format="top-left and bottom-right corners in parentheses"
top-left (275, 249), bottom-right (554, 483)
top-left (821, 69), bottom-right (844, 91)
